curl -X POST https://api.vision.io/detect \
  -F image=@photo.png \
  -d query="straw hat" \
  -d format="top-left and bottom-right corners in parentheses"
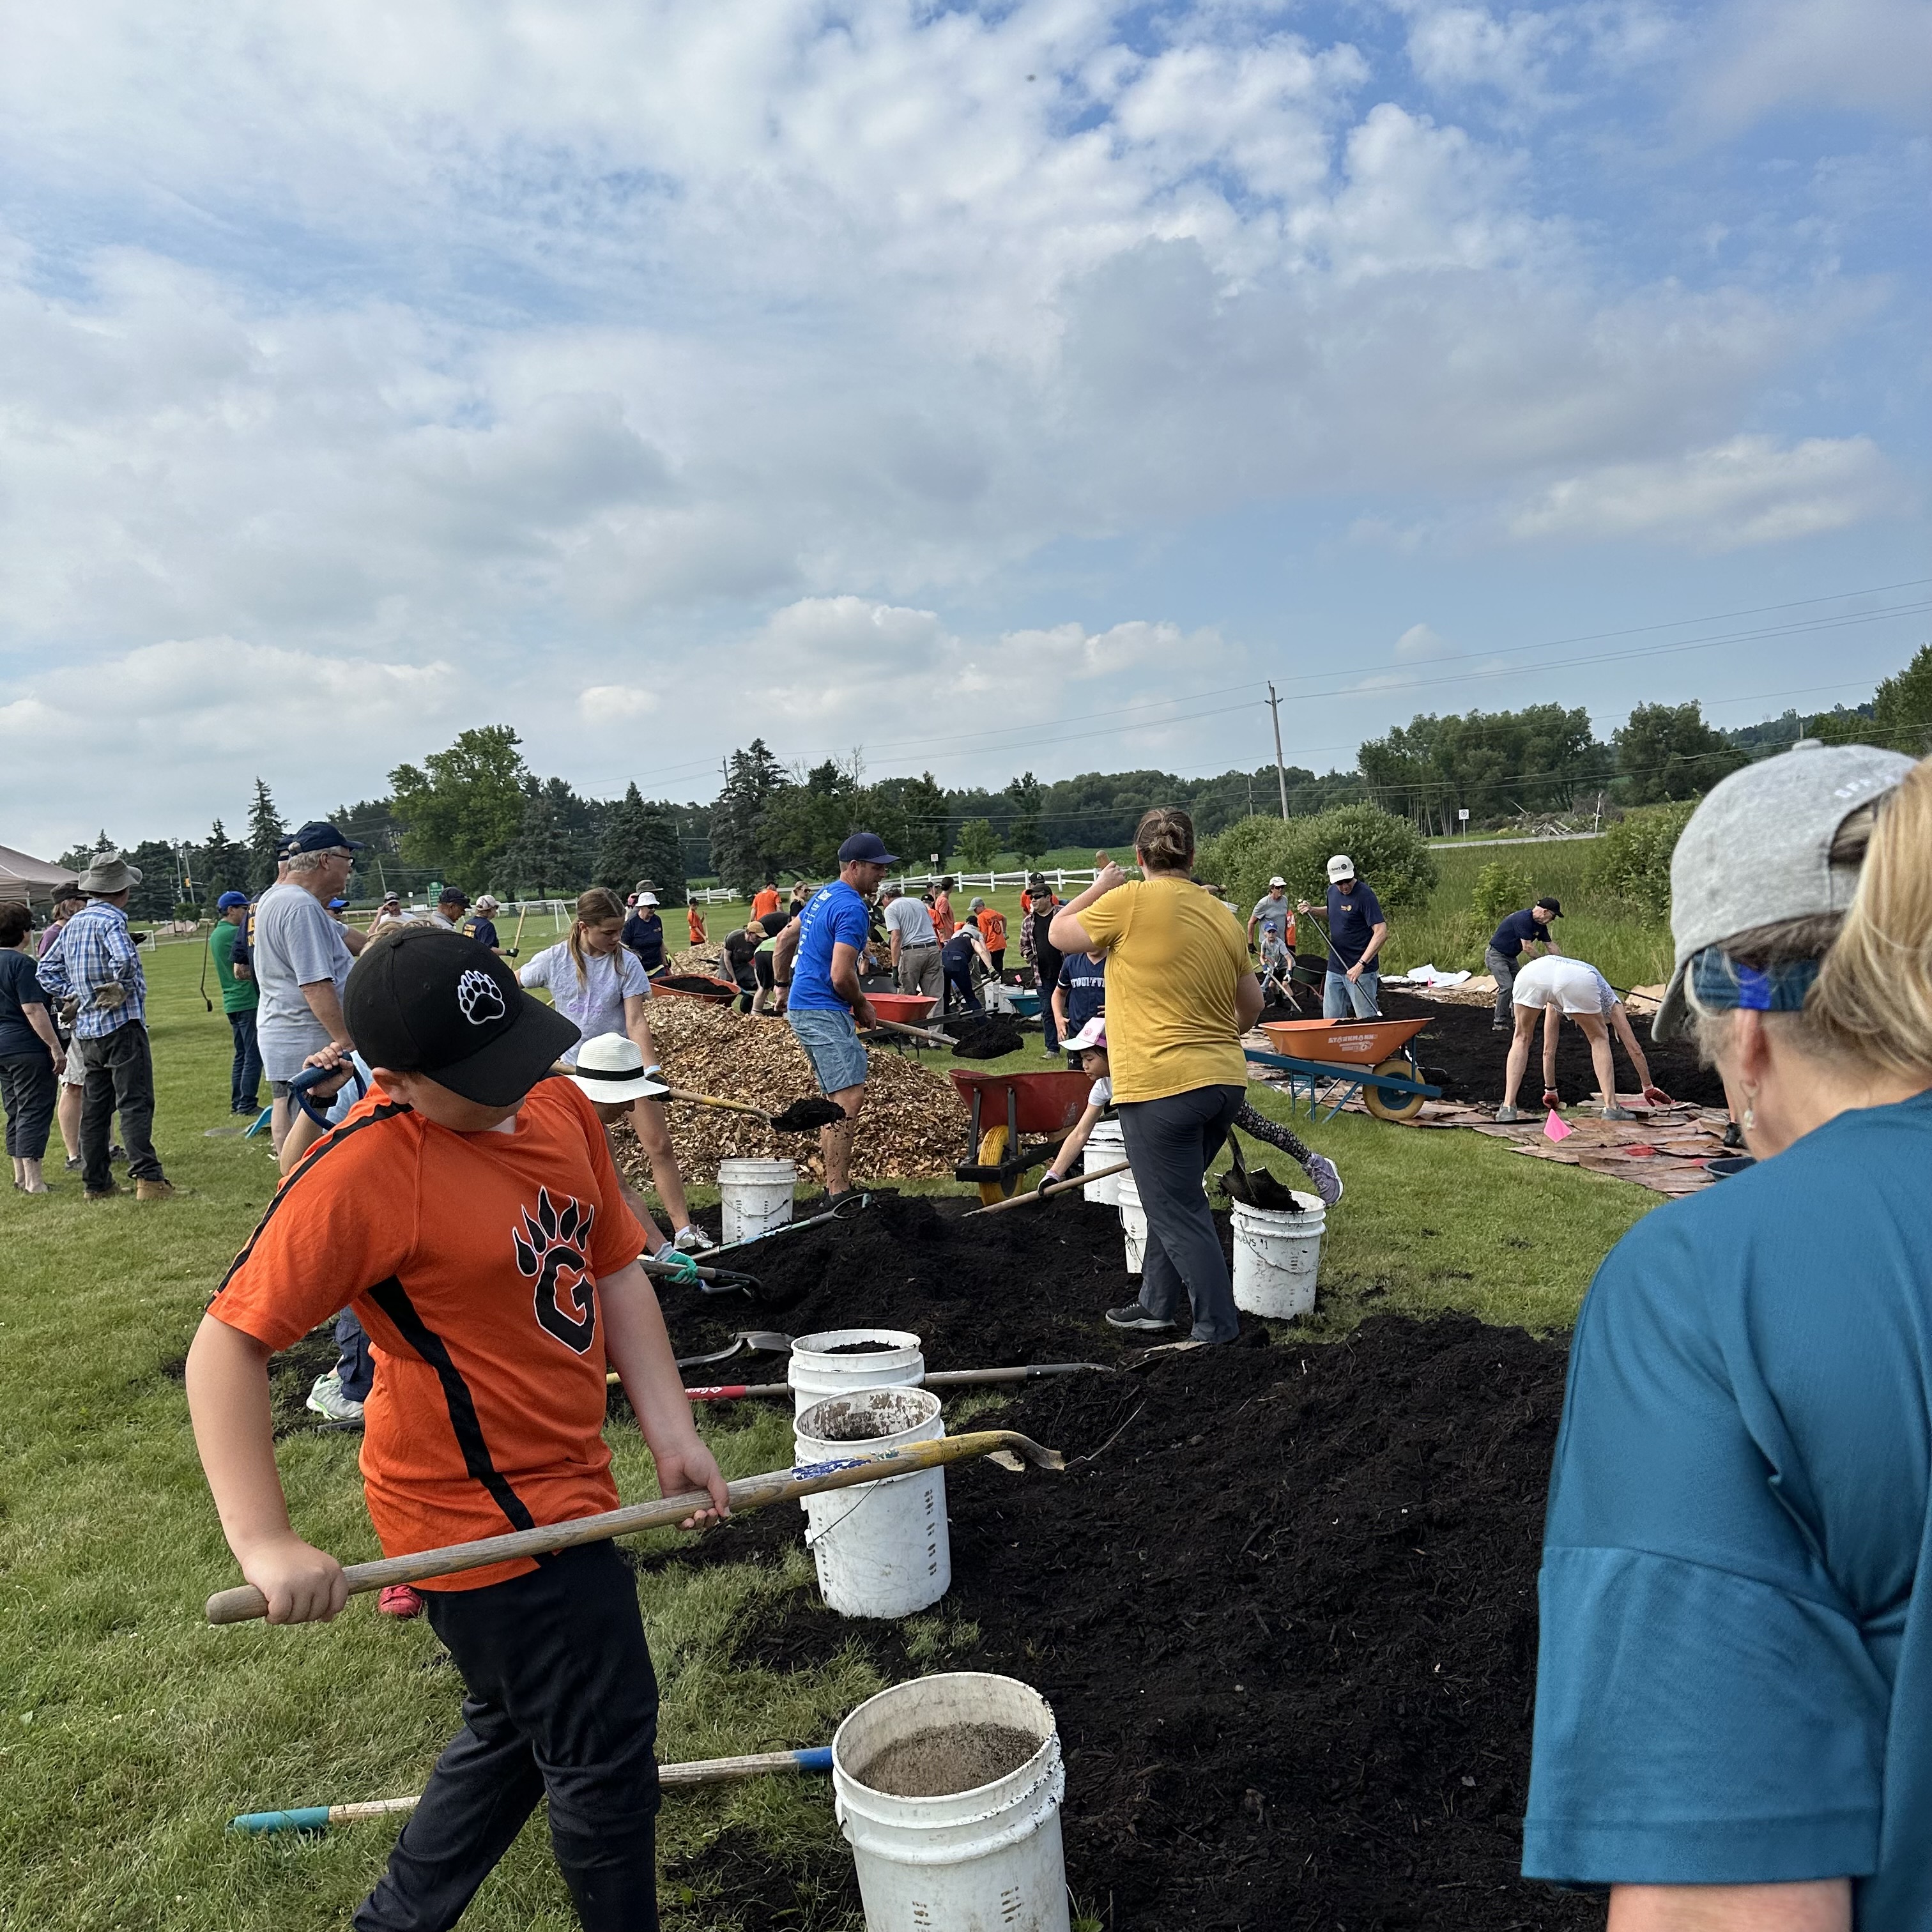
top-left (564, 1033), bottom-right (668, 1104)
top-left (79, 850), bottom-right (142, 894)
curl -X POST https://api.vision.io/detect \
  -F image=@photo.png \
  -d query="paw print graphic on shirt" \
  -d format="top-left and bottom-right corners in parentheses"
top-left (512, 1188), bottom-right (597, 1353)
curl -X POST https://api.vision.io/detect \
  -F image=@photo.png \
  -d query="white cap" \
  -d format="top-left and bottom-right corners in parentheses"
top-left (638, 893), bottom-right (659, 907)
top-left (1268, 875), bottom-right (1286, 888)
top-left (565, 1033), bottom-right (668, 1103)
top-left (1326, 854), bottom-right (1355, 882)
top-left (1064, 1015), bottom-right (1108, 1052)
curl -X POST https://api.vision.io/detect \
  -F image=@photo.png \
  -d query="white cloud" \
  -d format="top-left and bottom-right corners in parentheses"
top-left (1693, 0), bottom-right (1932, 130)
top-left (1404, 6), bottom-right (1564, 111)
top-left (1503, 435), bottom-right (1904, 551)
top-left (579, 684), bottom-right (661, 723)
top-left (1395, 622), bottom-right (1452, 659)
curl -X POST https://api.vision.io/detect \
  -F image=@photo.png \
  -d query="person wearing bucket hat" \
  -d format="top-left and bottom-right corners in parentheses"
top-left (187, 924), bottom-right (729, 1928)
top-left (1524, 746), bottom-right (1932, 1926)
top-left (37, 848), bottom-right (174, 1201)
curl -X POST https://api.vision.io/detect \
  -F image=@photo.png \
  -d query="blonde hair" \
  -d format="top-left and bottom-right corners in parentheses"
top-left (1690, 759), bottom-right (1932, 1082)
top-left (567, 886), bottom-right (627, 988)
top-left (1133, 806), bottom-right (1195, 875)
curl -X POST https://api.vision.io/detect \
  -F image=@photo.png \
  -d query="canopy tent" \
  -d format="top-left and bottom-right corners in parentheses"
top-left (0, 843), bottom-right (80, 903)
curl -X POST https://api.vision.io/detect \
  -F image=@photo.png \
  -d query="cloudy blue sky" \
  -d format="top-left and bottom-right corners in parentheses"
top-left (1, 0), bottom-right (1927, 854)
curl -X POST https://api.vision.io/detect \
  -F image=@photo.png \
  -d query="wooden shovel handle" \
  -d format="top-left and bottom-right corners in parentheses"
top-left (663, 1087), bottom-right (770, 1119)
top-left (963, 1159), bottom-right (1132, 1216)
top-left (206, 1429), bottom-right (1062, 1624)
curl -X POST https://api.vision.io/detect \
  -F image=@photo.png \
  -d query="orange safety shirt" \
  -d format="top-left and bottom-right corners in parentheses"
top-left (211, 1077), bottom-right (647, 1590)
top-left (751, 887), bottom-right (782, 919)
top-left (975, 910), bottom-right (1008, 950)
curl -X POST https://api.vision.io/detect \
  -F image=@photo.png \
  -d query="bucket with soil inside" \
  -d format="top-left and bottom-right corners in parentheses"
top-left (788, 1327), bottom-right (924, 1417)
top-left (834, 1671), bottom-right (1068, 1932)
top-left (795, 1387), bottom-right (949, 1618)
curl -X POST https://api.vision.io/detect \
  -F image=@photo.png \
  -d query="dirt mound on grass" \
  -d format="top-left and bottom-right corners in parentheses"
top-left (655, 1195), bottom-right (1586, 1929)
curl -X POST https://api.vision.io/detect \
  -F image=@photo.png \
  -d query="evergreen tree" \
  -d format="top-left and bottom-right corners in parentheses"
top-left (497, 786), bottom-right (574, 899)
top-left (596, 783), bottom-right (658, 892)
top-left (59, 830), bottom-right (114, 872)
top-left (1870, 643), bottom-right (1932, 755)
top-left (195, 818), bottom-right (250, 901)
top-left (709, 739), bottom-right (787, 891)
top-left (245, 780), bottom-right (286, 890)
top-left (1004, 772), bottom-right (1045, 862)
top-left (125, 841), bottom-right (183, 921)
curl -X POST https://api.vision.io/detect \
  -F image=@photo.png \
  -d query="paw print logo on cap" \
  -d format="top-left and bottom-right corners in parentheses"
top-left (456, 967), bottom-right (507, 1027)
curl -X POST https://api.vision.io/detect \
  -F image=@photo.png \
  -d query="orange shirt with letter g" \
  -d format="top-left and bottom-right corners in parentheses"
top-left (211, 1077), bottom-right (646, 1590)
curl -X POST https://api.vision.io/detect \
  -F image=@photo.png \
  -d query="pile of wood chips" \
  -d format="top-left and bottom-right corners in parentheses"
top-left (611, 993), bottom-right (965, 1188)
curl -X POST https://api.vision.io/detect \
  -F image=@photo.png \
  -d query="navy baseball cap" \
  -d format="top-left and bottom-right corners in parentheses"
top-left (286, 819), bottom-right (365, 854)
top-left (216, 890), bottom-right (249, 912)
top-left (344, 926), bottom-right (579, 1105)
top-left (1537, 896), bottom-right (1563, 916)
top-left (838, 831), bottom-right (898, 864)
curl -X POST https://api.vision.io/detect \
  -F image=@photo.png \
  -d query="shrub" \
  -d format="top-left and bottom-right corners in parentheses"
top-left (1585, 800), bottom-right (1696, 921)
top-left (1469, 861), bottom-right (1533, 929)
top-left (1197, 805), bottom-right (1438, 924)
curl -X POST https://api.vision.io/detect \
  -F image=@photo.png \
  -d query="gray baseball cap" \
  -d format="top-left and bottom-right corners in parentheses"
top-left (1653, 740), bottom-right (1914, 1041)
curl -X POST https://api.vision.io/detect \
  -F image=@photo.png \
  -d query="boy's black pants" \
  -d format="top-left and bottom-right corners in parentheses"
top-left (356, 1542), bottom-right (660, 1931)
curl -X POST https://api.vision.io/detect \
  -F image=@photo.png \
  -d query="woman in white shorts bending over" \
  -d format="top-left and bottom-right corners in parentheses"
top-left (1498, 954), bottom-right (1632, 1123)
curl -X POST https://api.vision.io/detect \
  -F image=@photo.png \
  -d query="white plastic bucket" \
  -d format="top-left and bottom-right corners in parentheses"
top-left (1230, 1193), bottom-right (1326, 1319)
top-left (788, 1328), bottom-right (925, 1418)
top-left (717, 1158), bottom-right (796, 1246)
top-left (832, 1672), bottom-right (1070, 1932)
top-left (795, 1387), bottom-right (950, 1619)
top-left (1083, 1118), bottom-right (1126, 1206)
top-left (1116, 1164), bottom-right (1206, 1275)
top-left (1117, 1170), bottom-right (1147, 1276)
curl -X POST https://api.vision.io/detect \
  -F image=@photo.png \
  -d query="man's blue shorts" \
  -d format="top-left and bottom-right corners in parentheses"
top-left (788, 1008), bottom-right (869, 1096)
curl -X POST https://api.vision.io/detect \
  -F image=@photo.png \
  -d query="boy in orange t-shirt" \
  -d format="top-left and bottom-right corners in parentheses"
top-left (687, 898), bottom-right (706, 946)
top-left (750, 880), bottom-right (781, 921)
top-left (186, 926), bottom-right (727, 1932)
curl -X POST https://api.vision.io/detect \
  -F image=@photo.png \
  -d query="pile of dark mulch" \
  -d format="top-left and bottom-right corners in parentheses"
top-left (657, 1200), bottom-right (1586, 1930)
top-left (1371, 988), bottom-right (1723, 1110)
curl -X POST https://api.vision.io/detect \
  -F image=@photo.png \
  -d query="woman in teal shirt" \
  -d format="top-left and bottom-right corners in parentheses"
top-left (1526, 746), bottom-right (1932, 1931)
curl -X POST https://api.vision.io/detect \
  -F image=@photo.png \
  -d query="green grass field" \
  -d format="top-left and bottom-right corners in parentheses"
top-left (0, 935), bottom-right (1653, 1929)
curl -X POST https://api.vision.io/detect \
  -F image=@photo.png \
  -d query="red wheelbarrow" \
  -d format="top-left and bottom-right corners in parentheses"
top-left (1246, 1016), bottom-right (1440, 1124)
top-left (949, 1068), bottom-right (1092, 1204)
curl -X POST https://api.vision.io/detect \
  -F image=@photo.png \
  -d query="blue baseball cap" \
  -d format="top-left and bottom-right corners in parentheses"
top-left (216, 891), bottom-right (249, 912)
top-left (838, 831), bottom-right (898, 865)
top-left (286, 819), bottom-right (365, 854)
top-left (328, 898), bottom-right (348, 910)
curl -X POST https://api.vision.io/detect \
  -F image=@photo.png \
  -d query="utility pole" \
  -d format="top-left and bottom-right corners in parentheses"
top-left (1267, 683), bottom-right (1291, 820)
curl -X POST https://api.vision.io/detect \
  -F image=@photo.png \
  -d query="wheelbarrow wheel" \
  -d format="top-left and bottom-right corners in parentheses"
top-left (976, 1125), bottom-right (1016, 1205)
top-left (1363, 1055), bottom-right (1426, 1124)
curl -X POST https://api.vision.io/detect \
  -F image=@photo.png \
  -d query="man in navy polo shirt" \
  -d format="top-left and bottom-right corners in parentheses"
top-left (1486, 896), bottom-right (1562, 1032)
top-left (775, 832), bottom-right (891, 1202)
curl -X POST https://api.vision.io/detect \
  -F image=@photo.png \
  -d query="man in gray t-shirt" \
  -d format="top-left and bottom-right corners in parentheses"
top-left (251, 820), bottom-right (366, 1149)
top-left (880, 884), bottom-right (941, 1000)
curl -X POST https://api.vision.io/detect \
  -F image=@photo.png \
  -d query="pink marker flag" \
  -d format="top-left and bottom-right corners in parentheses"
top-left (1544, 1110), bottom-right (1574, 1142)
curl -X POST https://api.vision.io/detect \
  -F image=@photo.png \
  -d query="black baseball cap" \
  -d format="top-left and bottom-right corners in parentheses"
top-left (1536, 896), bottom-right (1563, 916)
top-left (287, 819), bottom-right (366, 854)
top-left (838, 831), bottom-right (898, 864)
top-left (438, 887), bottom-right (470, 907)
top-left (344, 926), bottom-right (579, 1105)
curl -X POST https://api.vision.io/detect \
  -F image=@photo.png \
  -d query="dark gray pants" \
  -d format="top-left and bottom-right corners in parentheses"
top-left (1485, 947), bottom-right (1517, 1026)
top-left (78, 1023), bottom-right (163, 1192)
top-left (1117, 1083), bottom-right (1245, 1344)
top-left (1, 1050), bottom-right (57, 1160)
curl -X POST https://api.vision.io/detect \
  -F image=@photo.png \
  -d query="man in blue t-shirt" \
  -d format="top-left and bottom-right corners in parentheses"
top-left (1300, 854), bottom-right (1386, 1018)
top-left (1485, 896), bottom-right (1561, 1031)
top-left (775, 832), bottom-right (893, 1202)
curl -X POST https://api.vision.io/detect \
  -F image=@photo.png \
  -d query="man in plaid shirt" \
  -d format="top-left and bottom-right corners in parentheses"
top-left (38, 850), bottom-right (173, 1202)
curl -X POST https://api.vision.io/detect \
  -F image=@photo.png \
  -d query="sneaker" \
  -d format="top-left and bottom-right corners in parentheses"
top-left (66, 1154), bottom-right (82, 1172)
top-left (1491, 1022), bottom-right (1510, 1034)
top-left (377, 1584), bottom-right (424, 1619)
top-left (109, 1143), bottom-right (125, 1162)
top-left (307, 1372), bottom-right (365, 1425)
top-left (1304, 1153), bottom-right (1344, 1208)
top-left (1494, 1105), bottom-right (1522, 1124)
top-left (673, 1223), bottom-right (716, 1254)
top-left (1721, 1121), bottom-right (1744, 1149)
top-left (1105, 1303), bottom-right (1177, 1332)
top-left (1604, 1105), bottom-right (1637, 1121)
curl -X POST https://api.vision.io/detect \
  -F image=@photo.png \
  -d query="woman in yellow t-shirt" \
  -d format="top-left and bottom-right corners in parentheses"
top-left (1051, 806), bottom-right (1262, 1344)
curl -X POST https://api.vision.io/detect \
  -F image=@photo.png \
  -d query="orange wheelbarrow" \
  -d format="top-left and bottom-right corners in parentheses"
top-left (1246, 1016), bottom-right (1439, 1124)
top-left (949, 1068), bottom-right (1093, 1204)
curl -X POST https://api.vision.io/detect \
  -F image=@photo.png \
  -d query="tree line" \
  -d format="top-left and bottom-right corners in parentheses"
top-left (63, 645), bottom-right (1929, 916)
